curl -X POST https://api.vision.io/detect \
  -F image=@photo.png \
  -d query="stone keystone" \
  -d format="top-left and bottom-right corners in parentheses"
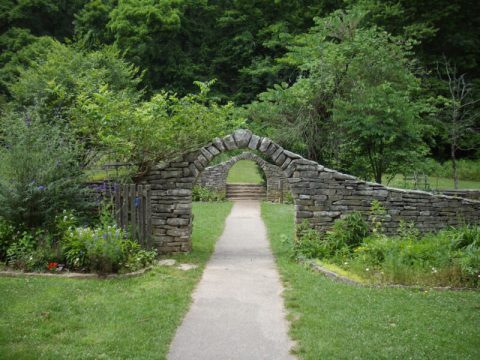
top-left (233, 129), bottom-right (253, 148)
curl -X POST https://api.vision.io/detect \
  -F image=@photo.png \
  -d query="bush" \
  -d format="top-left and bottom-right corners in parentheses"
top-left (425, 159), bottom-right (480, 181)
top-left (5, 230), bottom-right (61, 272)
top-left (352, 225), bottom-right (480, 287)
top-left (0, 219), bottom-right (15, 260)
top-left (192, 186), bottom-right (226, 202)
top-left (62, 223), bottom-right (157, 274)
top-left (294, 213), bottom-right (369, 261)
top-left (0, 114), bottom-right (90, 230)
top-left (294, 222), bottom-right (325, 259)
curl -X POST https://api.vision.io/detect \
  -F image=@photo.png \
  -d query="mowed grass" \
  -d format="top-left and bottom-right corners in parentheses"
top-left (384, 174), bottom-right (480, 190)
top-left (226, 160), bottom-right (263, 184)
top-left (0, 202), bottom-right (232, 360)
top-left (261, 202), bottom-right (480, 360)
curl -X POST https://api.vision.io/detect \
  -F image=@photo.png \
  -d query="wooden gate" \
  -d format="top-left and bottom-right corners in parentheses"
top-left (113, 184), bottom-right (153, 248)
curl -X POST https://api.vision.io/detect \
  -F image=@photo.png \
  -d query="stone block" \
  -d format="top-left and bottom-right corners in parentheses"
top-left (193, 159), bottom-right (204, 171)
top-left (283, 150), bottom-right (302, 159)
top-left (167, 218), bottom-right (191, 226)
top-left (259, 137), bottom-right (272, 152)
top-left (213, 137), bottom-right (226, 152)
top-left (272, 147), bottom-right (284, 161)
top-left (266, 143), bottom-right (278, 157)
top-left (275, 154), bottom-right (286, 167)
top-left (233, 129), bottom-right (252, 147)
top-left (197, 154), bottom-right (208, 167)
top-left (223, 134), bottom-right (237, 150)
top-left (207, 145), bottom-right (220, 156)
top-left (200, 147), bottom-right (214, 161)
top-left (248, 135), bottom-right (261, 150)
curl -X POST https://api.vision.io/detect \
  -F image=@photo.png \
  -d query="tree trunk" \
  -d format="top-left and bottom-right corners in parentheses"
top-left (451, 143), bottom-right (458, 189)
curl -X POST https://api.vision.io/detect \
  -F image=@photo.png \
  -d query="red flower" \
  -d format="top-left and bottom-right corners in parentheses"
top-left (47, 262), bottom-right (58, 270)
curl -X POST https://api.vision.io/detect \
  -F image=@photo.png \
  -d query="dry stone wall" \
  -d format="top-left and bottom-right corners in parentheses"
top-left (139, 129), bottom-right (480, 254)
top-left (197, 152), bottom-right (290, 202)
top-left (437, 190), bottom-right (480, 201)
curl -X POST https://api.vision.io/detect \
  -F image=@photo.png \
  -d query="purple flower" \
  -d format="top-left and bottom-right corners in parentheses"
top-left (37, 185), bottom-right (46, 191)
top-left (102, 233), bottom-right (108, 240)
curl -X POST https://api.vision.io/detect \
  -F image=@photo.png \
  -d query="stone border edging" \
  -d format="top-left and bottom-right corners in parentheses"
top-left (0, 267), bottom-right (153, 280)
top-left (305, 260), bottom-right (478, 292)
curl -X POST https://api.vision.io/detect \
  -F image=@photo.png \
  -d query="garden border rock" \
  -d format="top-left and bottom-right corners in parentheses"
top-left (0, 267), bottom-right (153, 280)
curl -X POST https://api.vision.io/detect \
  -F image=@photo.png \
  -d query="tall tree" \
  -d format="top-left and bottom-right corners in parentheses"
top-left (437, 60), bottom-right (480, 188)
top-left (249, 8), bottom-right (431, 183)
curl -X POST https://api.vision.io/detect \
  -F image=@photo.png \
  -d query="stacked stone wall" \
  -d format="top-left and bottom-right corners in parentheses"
top-left (197, 152), bottom-right (290, 202)
top-left (437, 190), bottom-right (480, 201)
top-left (139, 129), bottom-right (480, 254)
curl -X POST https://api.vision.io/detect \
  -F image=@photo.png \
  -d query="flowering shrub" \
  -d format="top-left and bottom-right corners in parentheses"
top-left (62, 224), bottom-right (156, 274)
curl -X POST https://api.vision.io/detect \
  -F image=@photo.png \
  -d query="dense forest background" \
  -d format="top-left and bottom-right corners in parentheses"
top-left (0, 0), bottom-right (479, 184)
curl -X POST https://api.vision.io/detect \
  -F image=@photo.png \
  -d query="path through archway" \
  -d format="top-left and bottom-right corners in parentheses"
top-left (140, 129), bottom-right (480, 254)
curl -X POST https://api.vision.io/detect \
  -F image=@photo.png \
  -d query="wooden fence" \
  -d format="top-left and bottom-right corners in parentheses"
top-left (113, 184), bottom-right (153, 248)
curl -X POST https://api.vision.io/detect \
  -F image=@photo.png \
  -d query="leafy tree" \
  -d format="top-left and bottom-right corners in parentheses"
top-left (5, 40), bottom-right (242, 173)
top-left (6, 40), bottom-right (142, 166)
top-left (249, 8), bottom-right (431, 182)
top-left (74, 80), bottom-right (244, 172)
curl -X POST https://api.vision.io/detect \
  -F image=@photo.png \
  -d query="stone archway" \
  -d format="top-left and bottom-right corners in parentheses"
top-left (197, 152), bottom-right (290, 202)
top-left (140, 129), bottom-right (480, 254)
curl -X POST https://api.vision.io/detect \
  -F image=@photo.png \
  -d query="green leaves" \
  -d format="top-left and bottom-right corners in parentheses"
top-left (249, 7), bottom-right (432, 182)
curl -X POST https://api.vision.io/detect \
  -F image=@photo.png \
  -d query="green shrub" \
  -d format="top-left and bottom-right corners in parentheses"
top-left (0, 219), bottom-right (15, 260)
top-left (0, 115), bottom-right (90, 230)
top-left (351, 225), bottom-right (480, 287)
top-left (62, 224), bottom-right (156, 274)
top-left (294, 222), bottom-right (325, 259)
top-left (432, 159), bottom-right (480, 181)
top-left (5, 231), bottom-right (61, 272)
top-left (327, 212), bottom-right (369, 249)
top-left (6, 232), bottom-right (35, 270)
top-left (192, 186), bottom-right (226, 202)
top-left (283, 191), bottom-right (294, 204)
top-left (294, 213), bottom-right (370, 261)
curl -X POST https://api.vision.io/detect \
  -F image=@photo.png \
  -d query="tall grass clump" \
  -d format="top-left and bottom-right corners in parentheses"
top-left (293, 200), bottom-right (480, 287)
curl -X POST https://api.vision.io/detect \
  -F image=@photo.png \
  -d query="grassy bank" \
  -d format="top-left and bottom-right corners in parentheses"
top-left (261, 202), bottom-right (480, 359)
top-left (0, 202), bottom-right (232, 360)
top-left (226, 160), bottom-right (263, 184)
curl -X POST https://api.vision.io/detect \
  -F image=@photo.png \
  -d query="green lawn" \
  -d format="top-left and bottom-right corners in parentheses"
top-left (384, 174), bottom-right (480, 190)
top-left (226, 160), bottom-right (264, 184)
top-left (261, 202), bottom-right (480, 360)
top-left (0, 202), bottom-right (233, 360)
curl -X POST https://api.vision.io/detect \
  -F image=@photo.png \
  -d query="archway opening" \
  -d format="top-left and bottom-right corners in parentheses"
top-left (226, 160), bottom-right (264, 185)
top-left (226, 159), bottom-right (266, 200)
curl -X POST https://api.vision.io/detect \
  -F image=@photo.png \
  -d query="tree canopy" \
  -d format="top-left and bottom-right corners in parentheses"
top-left (0, 0), bottom-right (478, 182)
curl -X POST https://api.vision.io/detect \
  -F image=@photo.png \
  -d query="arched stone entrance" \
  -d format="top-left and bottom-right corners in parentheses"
top-left (140, 129), bottom-right (480, 254)
top-left (197, 152), bottom-right (290, 202)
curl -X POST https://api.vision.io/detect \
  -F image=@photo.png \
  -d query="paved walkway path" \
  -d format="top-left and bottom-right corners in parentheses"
top-left (168, 200), bottom-right (295, 360)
